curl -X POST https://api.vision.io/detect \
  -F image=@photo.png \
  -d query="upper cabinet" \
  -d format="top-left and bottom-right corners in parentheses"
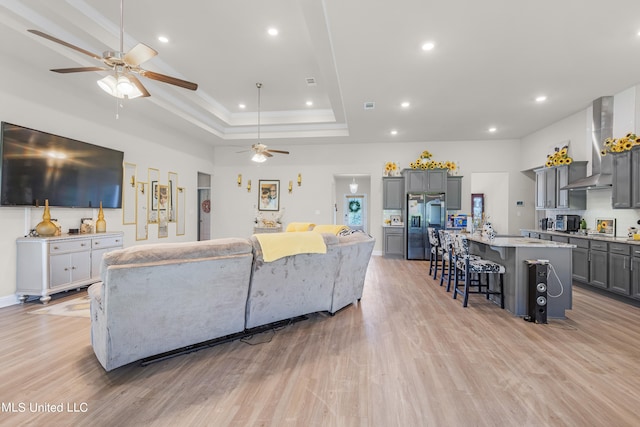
top-left (382, 177), bottom-right (405, 210)
top-left (612, 147), bottom-right (640, 209)
top-left (402, 169), bottom-right (447, 193)
top-left (535, 161), bottom-right (587, 210)
top-left (446, 176), bottom-right (463, 211)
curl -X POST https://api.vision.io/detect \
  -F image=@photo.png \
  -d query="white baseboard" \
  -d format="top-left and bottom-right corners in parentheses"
top-left (0, 294), bottom-right (19, 308)
top-left (372, 250), bottom-right (383, 257)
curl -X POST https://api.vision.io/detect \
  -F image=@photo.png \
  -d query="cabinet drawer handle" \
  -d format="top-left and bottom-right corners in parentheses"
top-left (64, 267), bottom-right (69, 271)
top-left (81, 243), bottom-right (86, 247)
top-left (53, 246), bottom-right (59, 250)
top-left (72, 266), bottom-right (76, 270)
top-left (94, 242), bottom-right (100, 245)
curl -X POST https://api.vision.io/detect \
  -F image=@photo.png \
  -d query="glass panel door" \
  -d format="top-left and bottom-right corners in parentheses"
top-left (344, 195), bottom-right (366, 231)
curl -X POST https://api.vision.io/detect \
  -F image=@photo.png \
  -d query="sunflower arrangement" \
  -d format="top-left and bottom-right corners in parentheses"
top-left (383, 161), bottom-right (400, 176)
top-left (409, 150), bottom-right (457, 172)
top-left (545, 145), bottom-right (573, 167)
top-left (601, 133), bottom-right (640, 156)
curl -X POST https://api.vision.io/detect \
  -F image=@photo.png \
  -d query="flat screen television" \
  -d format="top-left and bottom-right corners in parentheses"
top-left (0, 122), bottom-right (123, 208)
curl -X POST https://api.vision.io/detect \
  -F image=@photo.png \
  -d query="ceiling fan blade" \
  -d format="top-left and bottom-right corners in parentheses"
top-left (51, 66), bottom-right (108, 73)
top-left (264, 151), bottom-right (274, 157)
top-left (128, 75), bottom-right (151, 98)
top-left (267, 149), bottom-right (290, 155)
top-left (139, 70), bottom-right (198, 91)
top-left (124, 43), bottom-right (157, 66)
top-left (28, 29), bottom-right (103, 61)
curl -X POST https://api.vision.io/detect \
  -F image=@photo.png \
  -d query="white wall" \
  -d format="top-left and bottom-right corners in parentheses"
top-left (211, 138), bottom-right (529, 249)
top-left (0, 90), bottom-right (216, 305)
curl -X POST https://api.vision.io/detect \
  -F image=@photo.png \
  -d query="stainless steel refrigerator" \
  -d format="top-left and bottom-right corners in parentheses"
top-left (406, 193), bottom-right (446, 260)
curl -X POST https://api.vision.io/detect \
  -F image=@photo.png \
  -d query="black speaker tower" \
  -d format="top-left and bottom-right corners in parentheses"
top-left (525, 261), bottom-right (548, 324)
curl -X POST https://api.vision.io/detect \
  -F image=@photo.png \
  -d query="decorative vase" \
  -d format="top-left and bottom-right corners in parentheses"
top-left (96, 201), bottom-right (106, 233)
top-left (35, 199), bottom-right (58, 237)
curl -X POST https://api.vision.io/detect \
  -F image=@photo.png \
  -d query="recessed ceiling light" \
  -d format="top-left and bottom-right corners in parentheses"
top-left (267, 28), bottom-right (279, 36)
top-left (306, 101), bottom-right (313, 107)
top-left (158, 36), bottom-right (169, 43)
top-left (535, 95), bottom-right (547, 103)
top-left (488, 127), bottom-right (497, 133)
top-left (390, 130), bottom-right (398, 136)
top-left (401, 101), bottom-right (410, 108)
top-left (239, 104), bottom-right (246, 109)
top-left (421, 41), bottom-right (435, 51)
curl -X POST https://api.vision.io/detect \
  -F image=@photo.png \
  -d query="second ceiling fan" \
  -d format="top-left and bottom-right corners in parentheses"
top-left (247, 83), bottom-right (289, 163)
top-left (28, 0), bottom-right (197, 99)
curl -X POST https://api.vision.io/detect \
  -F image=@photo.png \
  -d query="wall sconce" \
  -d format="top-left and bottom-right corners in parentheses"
top-left (247, 179), bottom-right (251, 192)
top-left (130, 175), bottom-right (136, 187)
top-left (237, 174), bottom-right (242, 187)
top-left (297, 173), bottom-right (302, 186)
top-left (139, 183), bottom-right (145, 194)
top-left (288, 181), bottom-right (293, 193)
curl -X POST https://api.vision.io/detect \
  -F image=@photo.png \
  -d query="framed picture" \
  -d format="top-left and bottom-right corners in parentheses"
top-left (595, 218), bottom-right (616, 236)
top-left (390, 215), bottom-right (402, 226)
top-left (258, 180), bottom-right (280, 211)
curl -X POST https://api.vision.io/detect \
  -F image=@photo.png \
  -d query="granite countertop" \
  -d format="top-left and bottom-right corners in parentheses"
top-left (521, 229), bottom-right (640, 246)
top-left (467, 234), bottom-right (575, 248)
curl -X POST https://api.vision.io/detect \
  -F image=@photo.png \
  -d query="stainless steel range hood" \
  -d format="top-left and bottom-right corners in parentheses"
top-left (562, 96), bottom-right (613, 190)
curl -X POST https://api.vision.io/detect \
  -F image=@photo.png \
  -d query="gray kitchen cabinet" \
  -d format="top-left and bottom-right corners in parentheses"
top-left (383, 227), bottom-right (404, 257)
top-left (570, 237), bottom-right (589, 283)
top-left (612, 151), bottom-right (632, 208)
top-left (382, 177), bottom-right (404, 210)
top-left (535, 168), bottom-right (556, 209)
top-left (403, 169), bottom-right (447, 193)
top-left (556, 161), bottom-right (587, 209)
top-left (589, 241), bottom-right (608, 289)
top-left (608, 243), bottom-right (632, 296)
top-left (631, 245), bottom-right (640, 300)
top-left (535, 163), bottom-right (587, 210)
top-left (632, 147), bottom-right (640, 208)
top-left (446, 176), bottom-right (463, 210)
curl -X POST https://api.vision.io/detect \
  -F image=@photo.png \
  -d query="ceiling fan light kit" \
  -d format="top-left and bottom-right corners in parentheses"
top-left (27, 0), bottom-right (197, 102)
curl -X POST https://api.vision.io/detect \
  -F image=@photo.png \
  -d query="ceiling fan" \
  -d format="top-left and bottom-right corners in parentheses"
top-left (242, 83), bottom-right (290, 163)
top-left (27, 0), bottom-right (197, 99)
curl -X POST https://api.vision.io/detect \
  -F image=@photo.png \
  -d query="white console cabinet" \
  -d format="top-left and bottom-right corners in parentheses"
top-left (16, 232), bottom-right (123, 303)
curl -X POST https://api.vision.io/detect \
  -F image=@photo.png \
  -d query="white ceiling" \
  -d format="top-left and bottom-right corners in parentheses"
top-left (3, 0), bottom-right (640, 151)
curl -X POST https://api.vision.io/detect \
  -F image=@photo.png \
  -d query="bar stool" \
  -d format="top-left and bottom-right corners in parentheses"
top-left (452, 234), bottom-right (505, 308)
top-left (427, 227), bottom-right (443, 280)
top-left (438, 229), bottom-right (453, 289)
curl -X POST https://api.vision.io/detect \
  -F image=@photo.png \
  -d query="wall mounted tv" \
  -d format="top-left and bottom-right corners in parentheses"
top-left (0, 122), bottom-right (123, 208)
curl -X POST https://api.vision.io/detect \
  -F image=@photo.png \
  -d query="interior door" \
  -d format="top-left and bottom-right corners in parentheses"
top-left (344, 194), bottom-right (366, 231)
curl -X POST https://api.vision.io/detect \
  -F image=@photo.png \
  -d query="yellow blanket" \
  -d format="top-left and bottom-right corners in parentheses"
top-left (254, 231), bottom-right (327, 262)
top-left (312, 224), bottom-right (349, 235)
top-left (285, 222), bottom-right (316, 232)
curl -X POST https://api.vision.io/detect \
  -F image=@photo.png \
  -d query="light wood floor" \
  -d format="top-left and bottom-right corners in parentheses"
top-left (1, 256), bottom-right (640, 426)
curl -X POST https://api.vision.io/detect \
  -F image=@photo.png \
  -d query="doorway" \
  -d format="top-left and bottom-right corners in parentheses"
top-left (198, 172), bottom-right (211, 241)
top-left (333, 175), bottom-right (370, 233)
top-left (343, 194), bottom-right (366, 231)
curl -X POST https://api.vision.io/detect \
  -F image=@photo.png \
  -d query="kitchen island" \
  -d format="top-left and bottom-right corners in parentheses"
top-left (465, 235), bottom-right (575, 318)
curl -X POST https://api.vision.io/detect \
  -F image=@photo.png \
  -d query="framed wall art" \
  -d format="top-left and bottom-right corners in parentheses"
top-left (122, 162), bottom-right (137, 225)
top-left (168, 171), bottom-right (177, 222)
top-left (595, 218), bottom-right (616, 237)
top-left (258, 180), bottom-right (280, 211)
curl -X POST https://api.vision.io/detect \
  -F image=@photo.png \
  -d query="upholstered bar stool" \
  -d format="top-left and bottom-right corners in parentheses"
top-left (427, 227), bottom-right (443, 280)
top-left (452, 234), bottom-right (505, 308)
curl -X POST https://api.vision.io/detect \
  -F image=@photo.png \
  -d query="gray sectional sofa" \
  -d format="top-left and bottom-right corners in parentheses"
top-left (88, 232), bottom-right (375, 371)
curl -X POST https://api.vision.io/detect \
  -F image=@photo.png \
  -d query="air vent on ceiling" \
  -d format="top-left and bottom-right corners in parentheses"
top-left (364, 101), bottom-right (375, 110)
top-left (305, 77), bottom-right (317, 86)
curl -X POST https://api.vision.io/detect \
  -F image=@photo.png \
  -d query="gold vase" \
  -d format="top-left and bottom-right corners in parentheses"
top-left (35, 199), bottom-right (57, 237)
top-left (96, 201), bottom-right (106, 233)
